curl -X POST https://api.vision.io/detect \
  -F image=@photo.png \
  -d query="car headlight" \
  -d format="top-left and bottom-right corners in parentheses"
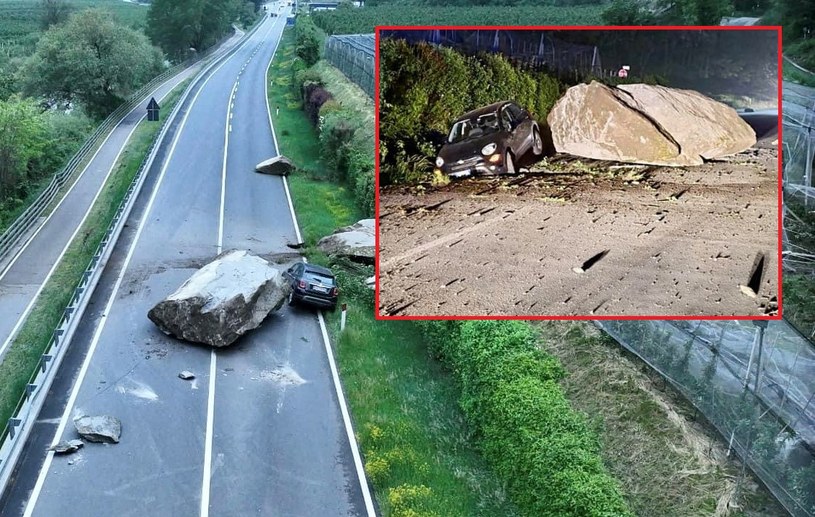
top-left (481, 143), bottom-right (497, 156)
top-left (435, 156), bottom-right (444, 167)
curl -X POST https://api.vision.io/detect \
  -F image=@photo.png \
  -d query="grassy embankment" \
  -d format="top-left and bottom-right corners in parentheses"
top-left (0, 77), bottom-right (190, 438)
top-left (534, 322), bottom-right (786, 517)
top-left (267, 27), bottom-right (519, 516)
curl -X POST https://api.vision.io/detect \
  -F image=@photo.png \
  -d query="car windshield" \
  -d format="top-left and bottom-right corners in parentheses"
top-left (447, 112), bottom-right (501, 144)
top-left (305, 272), bottom-right (335, 286)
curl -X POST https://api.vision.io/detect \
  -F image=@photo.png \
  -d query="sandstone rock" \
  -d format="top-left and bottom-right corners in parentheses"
top-left (317, 219), bottom-right (374, 263)
top-left (547, 81), bottom-right (756, 166)
top-left (73, 415), bottom-right (121, 444)
top-left (255, 155), bottom-right (294, 176)
top-left (148, 250), bottom-right (290, 347)
top-left (49, 439), bottom-right (84, 454)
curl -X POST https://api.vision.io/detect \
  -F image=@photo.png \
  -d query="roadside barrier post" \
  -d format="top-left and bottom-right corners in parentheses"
top-left (340, 303), bottom-right (347, 331)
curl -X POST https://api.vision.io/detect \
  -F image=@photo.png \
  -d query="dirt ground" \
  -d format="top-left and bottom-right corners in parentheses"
top-left (378, 144), bottom-right (779, 317)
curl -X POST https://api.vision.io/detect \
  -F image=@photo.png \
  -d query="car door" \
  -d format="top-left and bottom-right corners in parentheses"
top-left (507, 103), bottom-right (533, 154)
top-left (500, 104), bottom-right (524, 155)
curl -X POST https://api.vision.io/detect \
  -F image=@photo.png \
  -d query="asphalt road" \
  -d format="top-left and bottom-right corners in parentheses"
top-left (0, 60), bottom-right (206, 366)
top-left (0, 10), bottom-right (370, 517)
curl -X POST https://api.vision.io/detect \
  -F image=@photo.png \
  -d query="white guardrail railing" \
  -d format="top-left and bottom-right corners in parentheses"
top-left (0, 17), bottom-right (266, 496)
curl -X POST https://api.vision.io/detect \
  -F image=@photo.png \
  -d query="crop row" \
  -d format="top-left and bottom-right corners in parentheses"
top-left (312, 5), bottom-right (604, 35)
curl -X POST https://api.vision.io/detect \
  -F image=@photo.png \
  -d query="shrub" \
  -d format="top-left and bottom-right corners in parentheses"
top-left (379, 39), bottom-right (564, 185)
top-left (294, 16), bottom-right (321, 66)
top-left (417, 321), bottom-right (633, 517)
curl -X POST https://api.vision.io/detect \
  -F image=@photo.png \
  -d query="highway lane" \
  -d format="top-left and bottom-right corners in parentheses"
top-left (2, 10), bottom-right (370, 517)
top-left (0, 62), bottom-right (205, 365)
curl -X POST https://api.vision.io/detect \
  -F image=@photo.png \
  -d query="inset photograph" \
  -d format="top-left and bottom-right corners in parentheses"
top-left (376, 27), bottom-right (781, 318)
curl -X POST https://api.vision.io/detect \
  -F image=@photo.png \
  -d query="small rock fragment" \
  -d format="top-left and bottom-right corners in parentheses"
top-left (739, 284), bottom-right (757, 298)
top-left (49, 439), bottom-right (84, 454)
top-left (178, 370), bottom-right (195, 380)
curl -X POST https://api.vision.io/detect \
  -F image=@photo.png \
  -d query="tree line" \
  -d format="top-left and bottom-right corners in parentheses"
top-left (0, 0), bottom-right (261, 227)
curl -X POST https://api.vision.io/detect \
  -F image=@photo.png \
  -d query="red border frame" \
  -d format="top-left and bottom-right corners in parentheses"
top-left (374, 25), bottom-right (784, 322)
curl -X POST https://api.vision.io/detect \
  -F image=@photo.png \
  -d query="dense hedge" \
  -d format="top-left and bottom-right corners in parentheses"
top-left (294, 15), bottom-right (321, 66)
top-left (291, 23), bottom-right (374, 216)
top-left (379, 39), bottom-right (562, 185)
top-left (417, 321), bottom-right (633, 517)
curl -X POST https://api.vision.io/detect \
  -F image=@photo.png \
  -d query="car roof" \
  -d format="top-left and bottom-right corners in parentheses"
top-left (454, 101), bottom-right (514, 123)
top-left (303, 263), bottom-right (334, 276)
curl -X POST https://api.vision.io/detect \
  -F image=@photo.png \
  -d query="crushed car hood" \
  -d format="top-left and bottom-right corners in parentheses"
top-left (438, 134), bottom-right (502, 163)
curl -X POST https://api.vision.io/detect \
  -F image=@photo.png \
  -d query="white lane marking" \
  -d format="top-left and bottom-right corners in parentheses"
top-left (218, 80), bottom-right (238, 256)
top-left (261, 25), bottom-right (303, 245)
top-left (317, 312), bottom-right (377, 516)
top-left (200, 349), bottom-right (217, 517)
top-left (22, 21), bottom-right (271, 516)
top-left (259, 18), bottom-right (374, 514)
top-left (201, 19), bottom-right (278, 517)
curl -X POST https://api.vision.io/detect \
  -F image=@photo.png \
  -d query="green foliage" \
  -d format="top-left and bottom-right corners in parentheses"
top-left (417, 321), bottom-right (633, 517)
top-left (779, 0), bottom-right (815, 42)
top-left (601, 0), bottom-right (657, 24)
top-left (291, 60), bottom-right (374, 216)
top-left (39, 0), bottom-right (72, 29)
top-left (295, 15), bottom-right (321, 66)
top-left (0, 95), bottom-right (47, 199)
top-left (19, 8), bottom-right (165, 118)
top-left (379, 39), bottom-right (562, 184)
top-left (312, 5), bottom-right (603, 34)
top-left (786, 39), bottom-right (815, 71)
top-left (146, 0), bottom-right (244, 61)
top-left (31, 109), bottom-right (94, 182)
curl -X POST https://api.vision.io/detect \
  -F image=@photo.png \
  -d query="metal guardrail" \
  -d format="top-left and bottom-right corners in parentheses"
top-left (0, 17), bottom-right (267, 496)
top-left (0, 29), bottom-right (239, 267)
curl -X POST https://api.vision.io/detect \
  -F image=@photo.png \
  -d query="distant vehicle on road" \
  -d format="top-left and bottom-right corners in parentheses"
top-left (283, 263), bottom-right (339, 311)
top-left (434, 101), bottom-right (543, 178)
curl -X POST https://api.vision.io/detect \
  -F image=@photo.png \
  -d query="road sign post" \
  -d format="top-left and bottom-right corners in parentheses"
top-left (340, 303), bottom-right (347, 331)
top-left (147, 97), bottom-right (160, 122)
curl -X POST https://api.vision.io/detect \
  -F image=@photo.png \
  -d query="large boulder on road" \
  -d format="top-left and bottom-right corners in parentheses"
top-left (74, 415), bottom-right (121, 444)
top-left (148, 250), bottom-right (290, 347)
top-left (547, 81), bottom-right (756, 166)
top-left (317, 219), bottom-right (375, 264)
top-left (255, 155), bottom-right (294, 176)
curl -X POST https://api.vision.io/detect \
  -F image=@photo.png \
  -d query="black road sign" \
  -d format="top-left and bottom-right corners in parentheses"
top-left (147, 97), bottom-right (160, 122)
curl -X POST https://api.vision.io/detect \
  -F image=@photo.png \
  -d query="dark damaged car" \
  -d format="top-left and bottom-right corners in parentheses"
top-left (434, 101), bottom-right (543, 178)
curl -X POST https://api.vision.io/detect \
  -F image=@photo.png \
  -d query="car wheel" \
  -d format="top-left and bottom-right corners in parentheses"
top-left (531, 127), bottom-right (543, 156)
top-left (287, 290), bottom-right (295, 306)
top-left (504, 151), bottom-right (516, 174)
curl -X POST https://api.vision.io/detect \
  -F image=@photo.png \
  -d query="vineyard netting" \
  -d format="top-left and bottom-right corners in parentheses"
top-left (599, 320), bottom-right (814, 516)
top-left (324, 34), bottom-right (374, 98)
top-left (382, 29), bottom-right (602, 77)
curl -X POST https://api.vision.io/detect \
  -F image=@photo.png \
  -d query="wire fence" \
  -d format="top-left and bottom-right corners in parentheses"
top-left (599, 320), bottom-right (815, 517)
top-left (324, 34), bottom-right (374, 98)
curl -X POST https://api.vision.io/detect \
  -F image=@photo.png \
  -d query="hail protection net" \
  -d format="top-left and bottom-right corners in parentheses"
top-left (324, 34), bottom-right (374, 98)
top-left (380, 30), bottom-right (601, 77)
top-left (599, 320), bottom-right (815, 517)
top-left (783, 81), bottom-right (815, 285)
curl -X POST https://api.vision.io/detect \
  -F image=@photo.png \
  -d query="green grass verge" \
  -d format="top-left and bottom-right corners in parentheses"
top-left (268, 26), bottom-right (518, 517)
top-left (534, 322), bottom-right (786, 517)
top-left (0, 76), bottom-right (190, 438)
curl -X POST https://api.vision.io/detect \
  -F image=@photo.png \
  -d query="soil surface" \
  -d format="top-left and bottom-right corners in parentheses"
top-left (378, 145), bottom-right (779, 317)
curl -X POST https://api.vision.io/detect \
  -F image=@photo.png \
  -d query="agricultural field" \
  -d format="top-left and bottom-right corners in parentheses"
top-left (312, 5), bottom-right (604, 35)
top-left (0, 0), bottom-right (147, 57)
